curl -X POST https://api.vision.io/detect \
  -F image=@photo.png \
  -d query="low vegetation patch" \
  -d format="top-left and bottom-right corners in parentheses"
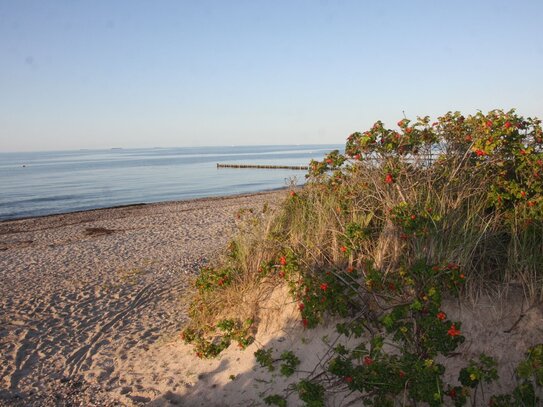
top-left (182, 109), bottom-right (543, 405)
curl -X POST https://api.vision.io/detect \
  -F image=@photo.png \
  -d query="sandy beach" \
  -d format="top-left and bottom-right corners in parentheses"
top-left (2, 190), bottom-right (542, 407)
top-left (0, 191), bottom-right (285, 406)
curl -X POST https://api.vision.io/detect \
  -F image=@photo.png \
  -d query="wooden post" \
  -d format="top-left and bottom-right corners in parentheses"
top-left (217, 163), bottom-right (309, 170)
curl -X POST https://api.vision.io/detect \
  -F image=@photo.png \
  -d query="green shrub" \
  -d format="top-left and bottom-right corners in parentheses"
top-left (183, 109), bottom-right (543, 406)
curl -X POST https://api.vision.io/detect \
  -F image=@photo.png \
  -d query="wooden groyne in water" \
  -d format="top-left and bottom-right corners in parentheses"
top-left (217, 163), bottom-right (309, 170)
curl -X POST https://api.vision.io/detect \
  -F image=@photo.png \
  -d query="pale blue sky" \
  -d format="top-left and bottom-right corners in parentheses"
top-left (1, 0), bottom-right (542, 152)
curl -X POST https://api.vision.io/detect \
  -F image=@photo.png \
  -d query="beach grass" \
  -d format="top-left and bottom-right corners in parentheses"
top-left (182, 109), bottom-right (543, 405)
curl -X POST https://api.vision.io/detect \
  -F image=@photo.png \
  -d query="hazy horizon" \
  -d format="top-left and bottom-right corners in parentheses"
top-left (0, 142), bottom-right (343, 155)
top-left (2, 0), bottom-right (542, 152)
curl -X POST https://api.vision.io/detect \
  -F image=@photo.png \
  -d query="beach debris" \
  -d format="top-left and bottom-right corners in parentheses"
top-left (84, 227), bottom-right (115, 236)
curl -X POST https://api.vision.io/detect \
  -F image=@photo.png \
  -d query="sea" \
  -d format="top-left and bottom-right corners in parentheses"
top-left (0, 144), bottom-right (341, 221)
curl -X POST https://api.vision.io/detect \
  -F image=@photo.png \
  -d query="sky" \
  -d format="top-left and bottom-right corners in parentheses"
top-left (1, 0), bottom-right (542, 152)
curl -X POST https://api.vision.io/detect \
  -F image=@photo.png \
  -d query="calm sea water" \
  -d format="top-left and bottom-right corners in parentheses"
top-left (0, 145), bottom-right (340, 221)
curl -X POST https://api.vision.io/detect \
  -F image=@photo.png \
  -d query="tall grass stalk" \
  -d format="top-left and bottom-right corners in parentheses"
top-left (184, 109), bottom-right (542, 355)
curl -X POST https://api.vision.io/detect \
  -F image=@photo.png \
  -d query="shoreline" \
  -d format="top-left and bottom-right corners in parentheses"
top-left (0, 187), bottom-right (288, 224)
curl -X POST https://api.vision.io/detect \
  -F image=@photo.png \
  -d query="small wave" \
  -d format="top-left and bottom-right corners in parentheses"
top-left (0, 194), bottom-right (79, 207)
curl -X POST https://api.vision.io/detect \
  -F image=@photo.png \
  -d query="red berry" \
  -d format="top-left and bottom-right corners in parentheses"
top-left (447, 263), bottom-right (458, 270)
top-left (447, 324), bottom-right (461, 337)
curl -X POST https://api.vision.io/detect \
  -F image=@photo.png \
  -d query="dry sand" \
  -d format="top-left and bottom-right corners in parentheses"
top-left (0, 191), bottom-right (283, 406)
top-left (1, 190), bottom-right (542, 406)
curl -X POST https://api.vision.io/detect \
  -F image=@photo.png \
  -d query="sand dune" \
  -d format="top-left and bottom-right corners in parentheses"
top-left (1, 190), bottom-right (542, 406)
